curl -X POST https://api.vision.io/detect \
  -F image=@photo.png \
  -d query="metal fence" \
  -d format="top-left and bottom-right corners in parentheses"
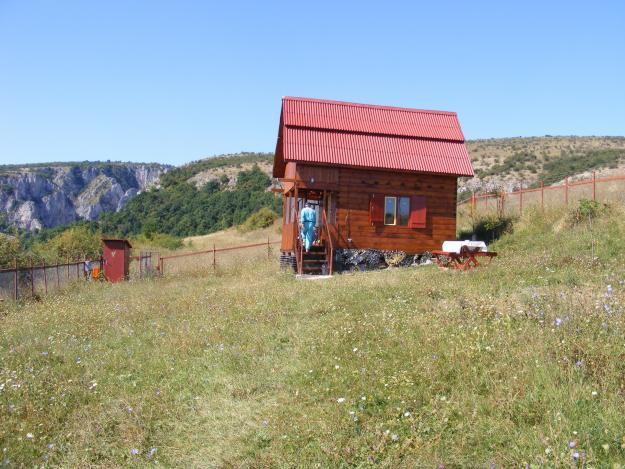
top-left (0, 259), bottom-right (102, 301)
top-left (459, 172), bottom-right (625, 216)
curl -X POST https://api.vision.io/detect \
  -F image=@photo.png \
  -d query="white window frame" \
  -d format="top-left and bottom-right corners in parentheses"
top-left (384, 196), bottom-right (397, 225)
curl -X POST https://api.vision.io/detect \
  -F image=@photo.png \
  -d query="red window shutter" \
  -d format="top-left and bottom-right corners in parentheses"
top-left (369, 193), bottom-right (384, 225)
top-left (409, 196), bottom-right (426, 228)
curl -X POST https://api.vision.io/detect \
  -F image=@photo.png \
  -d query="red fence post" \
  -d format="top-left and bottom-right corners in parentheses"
top-left (14, 259), bottom-right (18, 301)
top-left (592, 171), bottom-right (596, 201)
top-left (30, 259), bottom-right (34, 297)
top-left (43, 260), bottom-right (48, 294)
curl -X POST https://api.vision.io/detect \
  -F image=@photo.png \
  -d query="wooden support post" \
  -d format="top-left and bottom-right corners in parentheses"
top-left (212, 244), bottom-right (216, 271)
top-left (76, 260), bottom-right (80, 279)
top-left (30, 259), bottom-right (34, 297)
top-left (592, 171), bottom-right (596, 201)
top-left (267, 236), bottom-right (270, 259)
top-left (139, 251), bottom-right (142, 279)
top-left (56, 262), bottom-right (60, 289)
top-left (565, 177), bottom-right (569, 206)
top-left (43, 260), bottom-right (48, 294)
top-left (541, 181), bottom-right (544, 211)
top-left (67, 257), bottom-right (70, 279)
top-left (13, 259), bottom-right (18, 301)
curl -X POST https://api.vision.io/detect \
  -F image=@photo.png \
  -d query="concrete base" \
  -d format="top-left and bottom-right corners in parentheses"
top-left (295, 274), bottom-right (333, 281)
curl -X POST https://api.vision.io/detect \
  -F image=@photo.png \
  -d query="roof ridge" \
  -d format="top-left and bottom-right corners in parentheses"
top-left (282, 96), bottom-right (458, 116)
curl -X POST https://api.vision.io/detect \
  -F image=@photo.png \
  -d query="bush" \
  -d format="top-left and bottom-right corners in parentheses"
top-left (567, 199), bottom-right (609, 226)
top-left (458, 214), bottom-right (514, 243)
top-left (239, 207), bottom-right (279, 232)
top-left (39, 225), bottom-right (101, 261)
top-left (0, 233), bottom-right (20, 267)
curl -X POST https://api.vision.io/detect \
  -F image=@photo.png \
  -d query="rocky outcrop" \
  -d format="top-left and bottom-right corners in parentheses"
top-left (0, 163), bottom-right (169, 231)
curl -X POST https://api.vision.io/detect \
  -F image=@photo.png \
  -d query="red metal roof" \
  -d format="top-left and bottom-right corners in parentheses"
top-left (274, 96), bottom-right (474, 177)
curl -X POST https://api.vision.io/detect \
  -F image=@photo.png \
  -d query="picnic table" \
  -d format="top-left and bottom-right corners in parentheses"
top-left (431, 241), bottom-right (497, 270)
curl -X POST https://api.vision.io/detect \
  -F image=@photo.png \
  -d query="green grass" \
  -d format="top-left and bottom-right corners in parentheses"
top-left (2, 207), bottom-right (625, 467)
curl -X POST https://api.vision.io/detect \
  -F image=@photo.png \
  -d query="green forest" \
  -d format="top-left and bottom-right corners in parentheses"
top-left (100, 164), bottom-right (280, 237)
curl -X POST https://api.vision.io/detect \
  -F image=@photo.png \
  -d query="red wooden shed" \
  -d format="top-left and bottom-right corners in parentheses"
top-left (102, 238), bottom-right (132, 282)
top-left (273, 96), bottom-right (474, 274)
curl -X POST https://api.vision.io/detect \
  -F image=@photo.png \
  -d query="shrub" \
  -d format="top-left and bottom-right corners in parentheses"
top-left (458, 214), bottom-right (514, 243)
top-left (39, 225), bottom-right (101, 261)
top-left (567, 199), bottom-right (609, 226)
top-left (239, 207), bottom-right (279, 232)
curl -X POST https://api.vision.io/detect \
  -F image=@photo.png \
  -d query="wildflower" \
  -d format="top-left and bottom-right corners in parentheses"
top-left (391, 434), bottom-right (399, 441)
top-left (131, 448), bottom-right (140, 456)
top-left (335, 365), bottom-right (340, 369)
top-left (40, 351), bottom-right (48, 357)
top-left (592, 391), bottom-right (598, 397)
top-left (352, 347), bottom-right (358, 352)
top-left (76, 357), bottom-right (81, 364)
top-left (147, 447), bottom-right (157, 459)
top-left (575, 360), bottom-right (583, 367)
top-left (404, 411), bottom-right (411, 417)
top-left (47, 444), bottom-right (54, 449)
top-left (572, 451), bottom-right (580, 460)
top-left (607, 285), bottom-right (613, 295)
top-left (126, 406), bottom-right (133, 413)
top-left (554, 318), bottom-right (563, 327)
top-left (218, 343), bottom-right (225, 352)
top-left (569, 441), bottom-right (576, 448)
top-left (604, 303), bottom-right (611, 313)
top-left (26, 433), bottom-right (33, 439)
top-left (337, 397), bottom-right (346, 403)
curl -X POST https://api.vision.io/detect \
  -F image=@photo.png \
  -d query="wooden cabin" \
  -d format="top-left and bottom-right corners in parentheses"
top-left (273, 97), bottom-right (474, 275)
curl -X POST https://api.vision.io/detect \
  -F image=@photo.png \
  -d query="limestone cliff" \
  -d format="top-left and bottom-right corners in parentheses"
top-left (0, 163), bottom-right (169, 231)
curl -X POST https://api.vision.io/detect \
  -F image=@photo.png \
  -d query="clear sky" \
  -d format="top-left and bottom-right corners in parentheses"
top-left (1, 0), bottom-right (624, 166)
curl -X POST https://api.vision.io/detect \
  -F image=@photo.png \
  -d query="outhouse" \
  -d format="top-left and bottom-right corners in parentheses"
top-left (102, 238), bottom-right (132, 282)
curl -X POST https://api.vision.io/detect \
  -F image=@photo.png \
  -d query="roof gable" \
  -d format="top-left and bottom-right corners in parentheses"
top-left (274, 97), bottom-right (474, 177)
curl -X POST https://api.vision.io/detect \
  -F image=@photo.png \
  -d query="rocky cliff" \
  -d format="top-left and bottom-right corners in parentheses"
top-left (0, 163), bottom-right (169, 231)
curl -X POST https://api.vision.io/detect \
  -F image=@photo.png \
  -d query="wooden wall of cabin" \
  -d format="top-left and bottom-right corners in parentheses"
top-left (333, 167), bottom-right (457, 253)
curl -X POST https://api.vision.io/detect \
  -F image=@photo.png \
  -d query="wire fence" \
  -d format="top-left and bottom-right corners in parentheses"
top-left (458, 172), bottom-right (625, 217)
top-left (0, 259), bottom-right (102, 302)
top-left (159, 239), bottom-right (281, 276)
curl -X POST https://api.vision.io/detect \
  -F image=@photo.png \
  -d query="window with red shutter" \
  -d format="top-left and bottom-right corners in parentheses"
top-left (408, 196), bottom-right (426, 228)
top-left (369, 193), bottom-right (384, 225)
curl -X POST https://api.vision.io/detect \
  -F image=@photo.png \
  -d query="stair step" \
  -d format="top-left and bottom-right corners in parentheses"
top-left (303, 267), bottom-right (323, 272)
top-left (303, 259), bottom-right (325, 264)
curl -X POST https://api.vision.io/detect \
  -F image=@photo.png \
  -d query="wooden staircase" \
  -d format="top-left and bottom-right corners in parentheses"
top-left (300, 244), bottom-right (328, 275)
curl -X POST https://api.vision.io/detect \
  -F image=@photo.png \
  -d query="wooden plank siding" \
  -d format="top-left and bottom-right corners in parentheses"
top-left (333, 167), bottom-right (457, 253)
top-left (280, 164), bottom-right (458, 254)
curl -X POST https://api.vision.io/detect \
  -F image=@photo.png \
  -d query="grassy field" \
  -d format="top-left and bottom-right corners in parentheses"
top-left (2, 207), bottom-right (625, 467)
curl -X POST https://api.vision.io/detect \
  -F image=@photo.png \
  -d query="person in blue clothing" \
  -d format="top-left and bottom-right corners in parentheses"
top-left (299, 201), bottom-right (317, 252)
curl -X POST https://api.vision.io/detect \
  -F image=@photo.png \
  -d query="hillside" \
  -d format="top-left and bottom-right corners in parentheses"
top-left (2, 205), bottom-right (624, 466)
top-left (464, 136), bottom-right (625, 192)
top-left (0, 162), bottom-right (169, 232)
top-left (5, 137), bottom-right (625, 237)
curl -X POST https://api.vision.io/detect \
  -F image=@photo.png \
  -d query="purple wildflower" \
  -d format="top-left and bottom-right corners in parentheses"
top-left (569, 441), bottom-right (576, 448)
top-left (554, 317), bottom-right (563, 327)
top-left (131, 448), bottom-right (140, 456)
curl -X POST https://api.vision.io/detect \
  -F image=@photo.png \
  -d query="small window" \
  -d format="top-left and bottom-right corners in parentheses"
top-left (398, 196), bottom-right (410, 226)
top-left (384, 197), bottom-right (396, 225)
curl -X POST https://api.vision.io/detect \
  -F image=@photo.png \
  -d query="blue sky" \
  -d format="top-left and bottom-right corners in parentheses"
top-left (1, 0), bottom-right (624, 166)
